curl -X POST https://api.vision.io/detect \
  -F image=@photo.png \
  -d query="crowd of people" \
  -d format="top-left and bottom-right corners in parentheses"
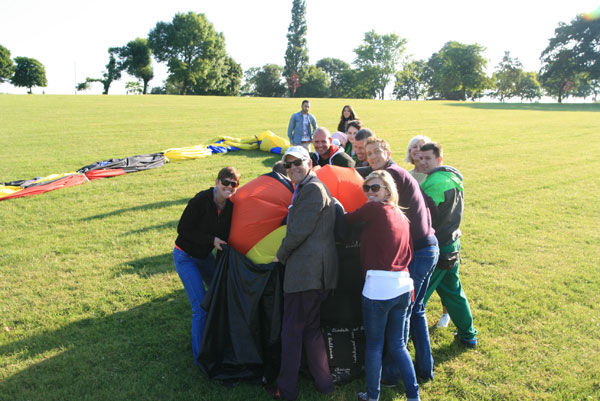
top-left (173, 100), bottom-right (478, 401)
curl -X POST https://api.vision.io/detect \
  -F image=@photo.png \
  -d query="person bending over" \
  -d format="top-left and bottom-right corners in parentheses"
top-left (173, 166), bottom-right (241, 365)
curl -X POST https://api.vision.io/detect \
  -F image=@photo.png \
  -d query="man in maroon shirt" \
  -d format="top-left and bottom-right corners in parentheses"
top-left (364, 136), bottom-right (440, 382)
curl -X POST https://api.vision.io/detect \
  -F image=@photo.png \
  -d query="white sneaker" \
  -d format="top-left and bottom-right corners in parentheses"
top-left (436, 313), bottom-right (450, 328)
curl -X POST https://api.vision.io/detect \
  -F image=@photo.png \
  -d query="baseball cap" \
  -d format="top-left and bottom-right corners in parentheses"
top-left (282, 146), bottom-right (310, 162)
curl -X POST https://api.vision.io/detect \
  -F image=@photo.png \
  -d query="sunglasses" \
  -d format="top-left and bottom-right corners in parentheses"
top-left (362, 184), bottom-right (382, 193)
top-left (220, 179), bottom-right (239, 188)
top-left (283, 159), bottom-right (304, 169)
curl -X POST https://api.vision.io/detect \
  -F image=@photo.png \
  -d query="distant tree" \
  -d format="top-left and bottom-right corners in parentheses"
top-left (218, 56), bottom-right (243, 96)
top-left (541, 15), bottom-right (600, 81)
top-left (117, 38), bottom-right (153, 94)
top-left (284, 0), bottom-right (309, 97)
top-left (492, 51), bottom-right (523, 102)
top-left (11, 56), bottom-right (47, 94)
top-left (393, 60), bottom-right (427, 100)
top-left (316, 58), bottom-right (350, 98)
top-left (244, 64), bottom-right (287, 97)
top-left (148, 12), bottom-right (239, 95)
top-left (78, 48), bottom-right (122, 94)
top-left (586, 79), bottom-right (600, 102)
top-left (353, 30), bottom-right (407, 99)
top-left (295, 65), bottom-right (330, 98)
top-left (515, 71), bottom-right (542, 102)
top-left (539, 49), bottom-right (580, 103)
top-left (426, 41), bottom-right (490, 100)
top-left (337, 68), bottom-right (379, 99)
top-left (241, 67), bottom-right (259, 95)
top-left (286, 71), bottom-right (301, 97)
top-left (0, 45), bottom-right (15, 83)
top-left (125, 81), bottom-right (143, 95)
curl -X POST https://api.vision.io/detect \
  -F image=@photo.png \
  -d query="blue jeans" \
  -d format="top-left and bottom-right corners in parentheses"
top-left (173, 247), bottom-right (216, 365)
top-left (407, 245), bottom-right (439, 379)
top-left (362, 292), bottom-right (419, 401)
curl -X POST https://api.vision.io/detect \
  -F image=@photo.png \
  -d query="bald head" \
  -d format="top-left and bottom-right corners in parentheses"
top-left (312, 127), bottom-right (332, 157)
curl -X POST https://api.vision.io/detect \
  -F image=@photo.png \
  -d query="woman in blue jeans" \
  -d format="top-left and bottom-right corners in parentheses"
top-left (173, 166), bottom-right (240, 365)
top-left (345, 170), bottom-right (420, 401)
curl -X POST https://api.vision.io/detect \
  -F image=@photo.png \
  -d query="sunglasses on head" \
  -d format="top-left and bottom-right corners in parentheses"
top-left (220, 179), bottom-right (239, 188)
top-left (284, 159), bottom-right (304, 169)
top-left (362, 184), bottom-right (382, 193)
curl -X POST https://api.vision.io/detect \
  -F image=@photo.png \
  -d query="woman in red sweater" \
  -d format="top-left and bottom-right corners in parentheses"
top-left (344, 170), bottom-right (420, 401)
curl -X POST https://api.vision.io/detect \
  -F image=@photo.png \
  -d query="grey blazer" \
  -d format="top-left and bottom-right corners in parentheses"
top-left (276, 172), bottom-right (339, 293)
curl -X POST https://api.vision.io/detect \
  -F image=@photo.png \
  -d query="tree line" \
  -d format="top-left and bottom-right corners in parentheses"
top-left (0, 3), bottom-right (597, 102)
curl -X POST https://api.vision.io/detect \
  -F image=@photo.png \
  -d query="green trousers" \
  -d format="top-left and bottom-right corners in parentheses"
top-left (424, 239), bottom-right (478, 339)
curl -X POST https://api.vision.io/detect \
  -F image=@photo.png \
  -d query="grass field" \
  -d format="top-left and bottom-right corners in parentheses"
top-left (1, 95), bottom-right (599, 401)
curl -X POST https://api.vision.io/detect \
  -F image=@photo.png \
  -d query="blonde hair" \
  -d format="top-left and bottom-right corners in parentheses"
top-left (405, 135), bottom-right (431, 164)
top-left (365, 170), bottom-right (400, 209)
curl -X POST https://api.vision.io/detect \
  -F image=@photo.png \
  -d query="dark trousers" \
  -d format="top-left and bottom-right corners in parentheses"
top-left (277, 289), bottom-right (333, 400)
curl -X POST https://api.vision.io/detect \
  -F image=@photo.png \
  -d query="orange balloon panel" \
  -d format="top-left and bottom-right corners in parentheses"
top-left (228, 172), bottom-right (294, 255)
top-left (315, 165), bottom-right (367, 213)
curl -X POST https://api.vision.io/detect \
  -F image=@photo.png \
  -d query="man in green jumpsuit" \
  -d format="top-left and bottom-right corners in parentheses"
top-left (419, 142), bottom-right (478, 347)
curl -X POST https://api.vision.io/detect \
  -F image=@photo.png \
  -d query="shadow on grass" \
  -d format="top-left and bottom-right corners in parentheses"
top-left (445, 102), bottom-right (600, 112)
top-left (0, 291), bottom-right (233, 401)
top-left (119, 252), bottom-right (173, 277)
top-left (81, 198), bottom-right (188, 221)
top-left (119, 220), bottom-right (178, 237)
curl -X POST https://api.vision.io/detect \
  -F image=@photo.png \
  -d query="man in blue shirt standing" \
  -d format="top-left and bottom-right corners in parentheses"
top-left (288, 100), bottom-right (317, 152)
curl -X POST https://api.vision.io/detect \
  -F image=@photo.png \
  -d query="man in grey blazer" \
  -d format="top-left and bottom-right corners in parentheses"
top-left (271, 146), bottom-right (338, 400)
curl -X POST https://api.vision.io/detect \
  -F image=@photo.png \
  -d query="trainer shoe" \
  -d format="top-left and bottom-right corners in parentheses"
top-left (455, 333), bottom-right (477, 348)
top-left (357, 391), bottom-right (377, 401)
top-left (436, 313), bottom-right (450, 328)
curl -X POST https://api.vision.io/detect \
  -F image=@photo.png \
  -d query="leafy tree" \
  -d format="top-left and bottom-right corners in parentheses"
top-left (243, 64), bottom-right (286, 97)
top-left (539, 49), bottom-right (580, 103)
top-left (541, 15), bottom-right (600, 81)
top-left (515, 71), bottom-right (542, 102)
top-left (393, 60), bottom-right (427, 100)
top-left (316, 58), bottom-right (350, 98)
top-left (0, 44), bottom-right (15, 83)
top-left (295, 65), bottom-right (330, 98)
top-left (492, 51), bottom-right (523, 102)
top-left (78, 48), bottom-right (122, 94)
top-left (11, 56), bottom-right (47, 94)
top-left (426, 41), bottom-right (490, 100)
top-left (337, 68), bottom-right (379, 99)
top-left (586, 79), bottom-right (600, 102)
top-left (284, 0), bottom-right (309, 96)
top-left (125, 81), bottom-right (143, 95)
top-left (117, 38), bottom-right (153, 94)
top-left (241, 67), bottom-right (259, 95)
top-left (218, 56), bottom-right (243, 96)
top-left (148, 12), bottom-right (239, 95)
top-left (353, 30), bottom-right (407, 99)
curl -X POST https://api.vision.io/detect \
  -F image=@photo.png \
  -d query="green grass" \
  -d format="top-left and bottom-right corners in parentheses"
top-left (1, 95), bottom-right (599, 401)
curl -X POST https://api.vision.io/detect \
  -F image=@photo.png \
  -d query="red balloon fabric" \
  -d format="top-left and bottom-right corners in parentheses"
top-left (315, 165), bottom-right (367, 213)
top-left (84, 169), bottom-right (127, 181)
top-left (228, 172), bottom-right (294, 255)
top-left (0, 174), bottom-right (88, 201)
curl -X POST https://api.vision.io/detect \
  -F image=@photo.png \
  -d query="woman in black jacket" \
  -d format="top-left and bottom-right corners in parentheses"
top-left (173, 166), bottom-right (241, 365)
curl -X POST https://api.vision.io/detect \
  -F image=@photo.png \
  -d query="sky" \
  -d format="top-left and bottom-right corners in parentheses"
top-left (1, 0), bottom-right (598, 95)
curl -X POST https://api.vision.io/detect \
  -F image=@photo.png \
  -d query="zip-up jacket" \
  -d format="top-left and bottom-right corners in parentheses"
top-left (421, 166), bottom-right (464, 248)
top-left (310, 145), bottom-right (355, 168)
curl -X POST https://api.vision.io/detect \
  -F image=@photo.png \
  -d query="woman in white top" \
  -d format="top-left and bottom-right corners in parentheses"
top-left (344, 170), bottom-right (420, 401)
